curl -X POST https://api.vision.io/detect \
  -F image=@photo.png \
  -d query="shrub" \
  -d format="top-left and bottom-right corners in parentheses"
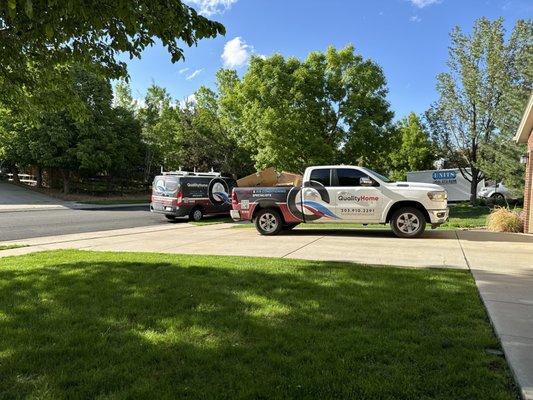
top-left (486, 207), bottom-right (524, 233)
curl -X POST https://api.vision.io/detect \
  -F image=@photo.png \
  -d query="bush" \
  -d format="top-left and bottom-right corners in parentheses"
top-left (486, 207), bottom-right (524, 233)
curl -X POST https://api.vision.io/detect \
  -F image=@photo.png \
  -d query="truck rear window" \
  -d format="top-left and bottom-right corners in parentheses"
top-left (309, 169), bottom-right (331, 186)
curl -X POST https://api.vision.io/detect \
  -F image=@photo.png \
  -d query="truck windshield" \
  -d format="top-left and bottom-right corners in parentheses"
top-left (363, 168), bottom-right (391, 183)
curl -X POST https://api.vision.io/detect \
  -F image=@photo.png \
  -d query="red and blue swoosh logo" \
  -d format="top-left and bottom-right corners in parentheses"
top-left (298, 200), bottom-right (340, 220)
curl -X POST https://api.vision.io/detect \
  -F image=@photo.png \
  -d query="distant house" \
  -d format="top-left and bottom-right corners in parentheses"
top-left (515, 93), bottom-right (533, 234)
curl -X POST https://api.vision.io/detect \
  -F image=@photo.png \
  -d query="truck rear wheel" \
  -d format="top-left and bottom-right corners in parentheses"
top-left (255, 208), bottom-right (283, 236)
top-left (390, 207), bottom-right (426, 238)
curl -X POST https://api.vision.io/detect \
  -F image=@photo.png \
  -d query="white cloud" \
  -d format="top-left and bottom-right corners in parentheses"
top-left (186, 0), bottom-right (237, 16)
top-left (408, 0), bottom-right (441, 8)
top-left (221, 37), bottom-right (253, 68)
top-left (179, 94), bottom-right (198, 109)
top-left (179, 67), bottom-right (190, 74)
top-left (186, 69), bottom-right (204, 80)
top-left (409, 15), bottom-right (422, 22)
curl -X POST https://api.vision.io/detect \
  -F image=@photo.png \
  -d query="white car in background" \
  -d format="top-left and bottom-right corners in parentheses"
top-left (478, 182), bottom-right (518, 201)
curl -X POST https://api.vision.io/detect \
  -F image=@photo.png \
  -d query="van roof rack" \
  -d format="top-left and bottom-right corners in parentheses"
top-left (161, 167), bottom-right (221, 178)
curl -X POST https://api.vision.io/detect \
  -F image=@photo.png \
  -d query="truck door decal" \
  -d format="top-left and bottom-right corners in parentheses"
top-left (287, 182), bottom-right (339, 221)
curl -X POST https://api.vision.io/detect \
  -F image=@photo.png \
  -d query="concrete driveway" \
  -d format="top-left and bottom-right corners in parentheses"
top-left (0, 182), bottom-right (68, 212)
top-left (1, 223), bottom-right (532, 398)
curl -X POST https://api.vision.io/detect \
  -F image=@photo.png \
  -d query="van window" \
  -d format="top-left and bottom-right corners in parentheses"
top-left (309, 169), bottom-right (331, 186)
top-left (153, 177), bottom-right (179, 194)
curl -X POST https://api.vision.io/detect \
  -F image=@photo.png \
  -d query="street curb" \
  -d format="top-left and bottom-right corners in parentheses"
top-left (0, 203), bottom-right (149, 213)
top-left (0, 206), bottom-right (69, 213)
top-left (71, 203), bottom-right (149, 210)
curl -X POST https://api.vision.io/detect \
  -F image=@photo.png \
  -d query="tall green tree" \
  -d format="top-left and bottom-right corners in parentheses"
top-left (138, 84), bottom-right (175, 179)
top-left (428, 17), bottom-right (532, 203)
top-left (0, 1), bottom-right (224, 112)
top-left (0, 66), bottom-right (147, 193)
top-left (218, 45), bottom-right (394, 173)
top-left (389, 113), bottom-right (434, 181)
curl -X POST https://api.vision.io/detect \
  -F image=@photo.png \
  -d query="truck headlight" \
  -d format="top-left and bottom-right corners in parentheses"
top-left (427, 191), bottom-right (447, 201)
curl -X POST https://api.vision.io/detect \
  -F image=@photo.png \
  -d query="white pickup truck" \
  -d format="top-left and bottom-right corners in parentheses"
top-left (230, 165), bottom-right (449, 238)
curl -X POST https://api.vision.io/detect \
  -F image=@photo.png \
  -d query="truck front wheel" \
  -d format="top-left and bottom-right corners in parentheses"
top-left (390, 207), bottom-right (426, 238)
top-left (255, 208), bottom-right (283, 236)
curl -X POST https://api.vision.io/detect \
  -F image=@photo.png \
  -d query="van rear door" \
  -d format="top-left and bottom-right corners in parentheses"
top-left (151, 176), bottom-right (180, 211)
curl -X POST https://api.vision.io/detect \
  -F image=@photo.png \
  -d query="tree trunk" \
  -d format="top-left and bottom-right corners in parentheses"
top-left (11, 166), bottom-right (20, 183)
top-left (61, 170), bottom-right (70, 195)
top-left (36, 166), bottom-right (43, 188)
top-left (469, 167), bottom-right (480, 205)
top-left (144, 149), bottom-right (152, 183)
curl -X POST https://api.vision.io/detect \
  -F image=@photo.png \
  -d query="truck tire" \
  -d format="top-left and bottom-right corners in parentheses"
top-left (390, 207), bottom-right (426, 238)
top-left (255, 208), bottom-right (283, 236)
top-left (189, 207), bottom-right (204, 222)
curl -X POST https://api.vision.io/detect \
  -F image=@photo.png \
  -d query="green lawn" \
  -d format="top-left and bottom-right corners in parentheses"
top-left (441, 203), bottom-right (492, 229)
top-left (0, 244), bottom-right (28, 251)
top-left (0, 250), bottom-right (516, 399)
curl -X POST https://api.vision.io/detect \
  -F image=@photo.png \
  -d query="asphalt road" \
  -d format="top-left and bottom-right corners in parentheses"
top-left (0, 206), bottom-right (173, 241)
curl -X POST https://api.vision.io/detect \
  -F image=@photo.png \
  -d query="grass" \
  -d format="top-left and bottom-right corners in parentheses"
top-left (0, 250), bottom-right (517, 399)
top-left (77, 198), bottom-right (149, 205)
top-left (441, 203), bottom-right (492, 229)
top-left (0, 244), bottom-right (28, 251)
top-left (232, 203), bottom-right (495, 230)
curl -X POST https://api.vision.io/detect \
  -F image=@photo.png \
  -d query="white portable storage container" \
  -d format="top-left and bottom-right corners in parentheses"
top-left (406, 168), bottom-right (484, 202)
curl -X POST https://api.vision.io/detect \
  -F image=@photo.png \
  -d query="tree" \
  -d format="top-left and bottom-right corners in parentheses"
top-left (181, 87), bottom-right (254, 175)
top-left (428, 18), bottom-right (532, 203)
top-left (389, 113), bottom-right (434, 181)
top-left (113, 80), bottom-right (136, 112)
top-left (138, 84), bottom-right (175, 179)
top-left (218, 45), bottom-right (394, 173)
top-left (478, 137), bottom-right (526, 195)
top-left (0, 0), bottom-right (224, 111)
top-left (0, 65), bottom-right (147, 194)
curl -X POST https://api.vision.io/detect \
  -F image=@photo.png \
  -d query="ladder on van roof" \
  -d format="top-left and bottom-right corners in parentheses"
top-left (161, 167), bottom-right (221, 178)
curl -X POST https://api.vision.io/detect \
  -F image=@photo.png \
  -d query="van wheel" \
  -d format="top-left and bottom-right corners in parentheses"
top-left (390, 207), bottom-right (426, 238)
top-left (255, 208), bottom-right (283, 236)
top-left (189, 208), bottom-right (203, 222)
top-left (165, 215), bottom-right (176, 221)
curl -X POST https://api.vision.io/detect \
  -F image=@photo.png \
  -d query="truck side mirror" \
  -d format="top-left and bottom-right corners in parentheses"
top-left (360, 177), bottom-right (374, 187)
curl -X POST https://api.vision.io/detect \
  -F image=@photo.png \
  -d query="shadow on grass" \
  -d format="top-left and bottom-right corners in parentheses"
top-left (0, 251), bottom-right (517, 399)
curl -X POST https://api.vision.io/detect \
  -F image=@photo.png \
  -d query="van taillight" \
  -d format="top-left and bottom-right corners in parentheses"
top-left (231, 190), bottom-right (237, 206)
top-left (176, 191), bottom-right (183, 206)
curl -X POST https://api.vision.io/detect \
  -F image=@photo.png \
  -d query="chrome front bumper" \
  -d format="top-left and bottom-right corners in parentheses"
top-left (428, 208), bottom-right (449, 225)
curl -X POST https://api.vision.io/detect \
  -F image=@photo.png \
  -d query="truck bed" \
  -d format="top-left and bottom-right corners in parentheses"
top-left (231, 186), bottom-right (301, 223)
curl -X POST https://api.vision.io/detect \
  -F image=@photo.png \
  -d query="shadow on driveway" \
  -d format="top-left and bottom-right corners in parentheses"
top-left (283, 227), bottom-right (532, 243)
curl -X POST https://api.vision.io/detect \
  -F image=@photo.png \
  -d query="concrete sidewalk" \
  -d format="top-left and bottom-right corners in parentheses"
top-left (0, 223), bottom-right (532, 398)
top-left (457, 230), bottom-right (533, 400)
top-left (0, 223), bottom-right (469, 268)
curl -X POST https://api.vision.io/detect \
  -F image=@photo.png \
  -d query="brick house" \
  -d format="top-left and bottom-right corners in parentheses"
top-left (515, 92), bottom-right (533, 234)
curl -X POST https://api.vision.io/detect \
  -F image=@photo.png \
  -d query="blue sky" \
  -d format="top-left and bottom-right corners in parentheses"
top-left (123, 0), bottom-right (531, 119)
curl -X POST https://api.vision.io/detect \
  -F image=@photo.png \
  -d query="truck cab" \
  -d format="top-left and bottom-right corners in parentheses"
top-left (231, 165), bottom-right (449, 238)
